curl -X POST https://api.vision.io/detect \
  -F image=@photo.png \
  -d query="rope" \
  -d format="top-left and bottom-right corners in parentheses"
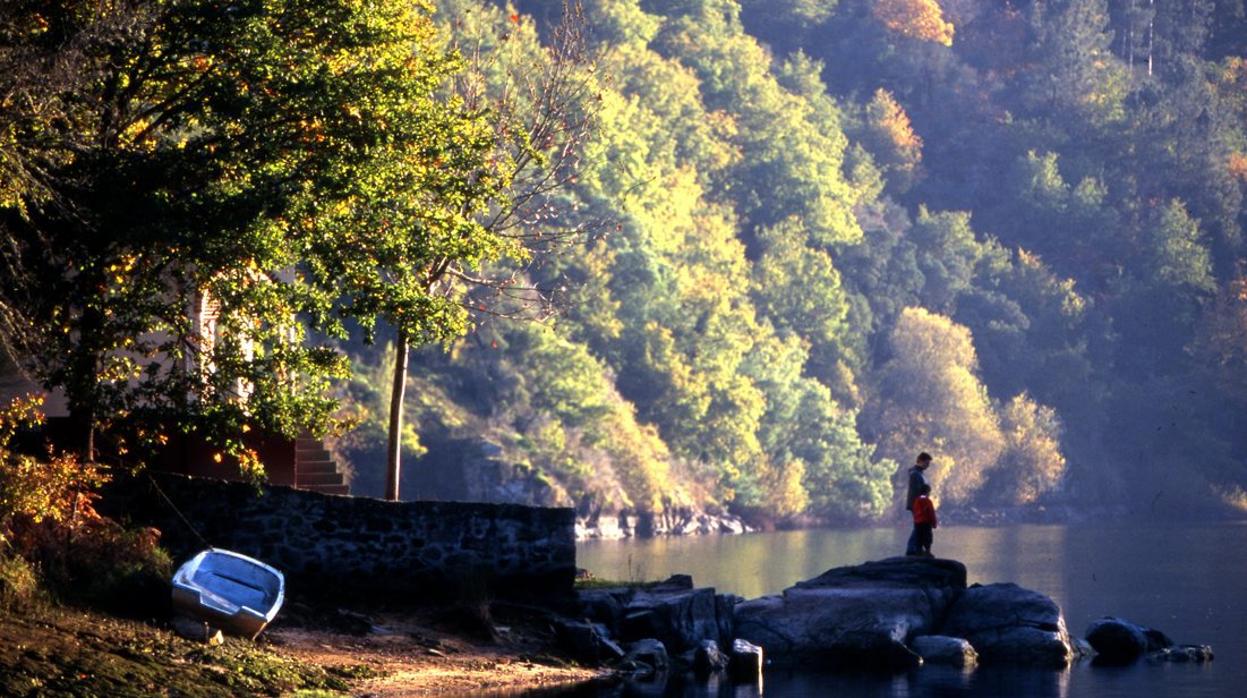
top-left (144, 470), bottom-right (213, 551)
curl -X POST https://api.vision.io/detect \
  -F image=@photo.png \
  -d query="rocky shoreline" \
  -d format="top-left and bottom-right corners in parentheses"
top-left (575, 505), bottom-right (1247, 540)
top-left (562, 556), bottom-right (1213, 689)
top-left (575, 510), bottom-right (751, 540)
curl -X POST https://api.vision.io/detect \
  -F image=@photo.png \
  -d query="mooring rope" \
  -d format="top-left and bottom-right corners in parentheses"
top-left (144, 470), bottom-right (214, 551)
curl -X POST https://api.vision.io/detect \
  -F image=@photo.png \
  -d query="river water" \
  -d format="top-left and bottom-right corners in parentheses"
top-left (551, 521), bottom-right (1247, 698)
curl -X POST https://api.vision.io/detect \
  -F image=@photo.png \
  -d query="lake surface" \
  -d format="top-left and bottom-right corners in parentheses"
top-left (549, 521), bottom-right (1247, 698)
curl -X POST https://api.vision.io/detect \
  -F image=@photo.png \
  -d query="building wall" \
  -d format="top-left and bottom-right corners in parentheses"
top-left (103, 472), bottom-right (576, 601)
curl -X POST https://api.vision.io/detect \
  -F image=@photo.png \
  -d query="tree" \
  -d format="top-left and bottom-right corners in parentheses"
top-left (1143, 199), bottom-right (1216, 293)
top-left (320, 1), bottom-right (595, 500)
top-left (751, 217), bottom-right (852, 372)
top-left (980, 393), bottom-right (1067, 506)
top-left (861, 88), bottom-right (925, 191)
top-left (872, 0), bottom-right (955, 46)
top-left (1018, 0), bottom-right (1129, 126)
top-left (868, 307), bottom-right (1005, 504)
top-left (1190, 270), bottom-right (1247, 405)
top-left (2, 0), bottom-right (458, 465)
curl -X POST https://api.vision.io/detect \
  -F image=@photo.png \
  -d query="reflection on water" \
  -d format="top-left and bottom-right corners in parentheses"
top-left (530, 665), bottom-right (1074, 698)
top-left (577, 523), bottom-right (1075, 600)
top-left (565, 522), bottom-right (1246, 698)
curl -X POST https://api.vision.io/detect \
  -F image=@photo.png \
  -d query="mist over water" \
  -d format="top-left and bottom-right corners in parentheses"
top-left (567, 523), bottom-right (1247, 698)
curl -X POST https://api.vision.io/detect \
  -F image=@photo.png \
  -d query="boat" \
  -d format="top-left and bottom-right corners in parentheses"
top-left (171, 548), bottom-right (285, 638)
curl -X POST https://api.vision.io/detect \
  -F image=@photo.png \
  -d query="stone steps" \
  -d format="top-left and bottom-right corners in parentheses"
top-left (293, 433), bottom-right (349, 496)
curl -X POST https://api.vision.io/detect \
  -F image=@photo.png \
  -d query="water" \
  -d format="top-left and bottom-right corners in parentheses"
top-left (556, 522), bottom-right (1247, 698)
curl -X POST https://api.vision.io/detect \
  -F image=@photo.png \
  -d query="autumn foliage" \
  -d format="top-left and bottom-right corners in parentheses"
top-left (0, 396), bottom-right (168, 604)
top-left (872, 0), bottom-right (955, 46)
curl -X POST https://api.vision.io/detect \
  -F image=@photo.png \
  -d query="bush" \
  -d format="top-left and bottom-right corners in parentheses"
top-left (0, 395), bottom-right (172, 613)
top-left (0, 554), bottom-right (41, 612)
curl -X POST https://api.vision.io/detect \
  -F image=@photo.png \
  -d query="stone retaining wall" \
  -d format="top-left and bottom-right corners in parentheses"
top-left (102, 472), bottom-right (576, 601)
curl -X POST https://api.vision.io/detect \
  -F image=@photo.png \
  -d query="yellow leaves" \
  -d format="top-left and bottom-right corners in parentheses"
top-left (0, 394), bottom-right (45, 446)
top-left (1, 396), bottom-right (109, 533)
top-left (1228, 152), bottom-right (1247, 182)
top-left (868, 89), bottom-right (922, 155)
top-left (1220, 56), bottom-right (1247, 88)
top-left (865, 88), bottom-right (923, 181)
top-left (875, 308), bottom-right (1005, 504)
top-left (118, 117), bottom-right (157, 151)
top-left (873, 0), bottom-right (955, 47)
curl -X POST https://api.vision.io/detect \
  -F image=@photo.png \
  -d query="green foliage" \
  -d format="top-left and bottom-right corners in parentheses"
top-left (1145, 199), bottom-right (1216, 292)
top-left (8, 0), bottom-right (1241, 521)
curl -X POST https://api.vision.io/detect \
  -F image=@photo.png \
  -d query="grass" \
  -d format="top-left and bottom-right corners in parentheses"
top-left (0, 605), bottom-right (361, 697)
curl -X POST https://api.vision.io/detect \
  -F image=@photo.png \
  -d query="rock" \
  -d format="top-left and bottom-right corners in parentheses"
top-left (171, 615), bottom-right (223, 645)
top-left (651, 574), bottom-right (694, 591)
top-left (911, 635), bottom-right (978, 667)
top-left (692, 639), bottom-right (730, 675)
top-left (580, 578), bottom-right (732, 654)
top-left (1148, 644), bottom-right (1214, 664)
top-left (578, 587), bottom-right (628, 632)
top-left (794, 557), bottom-right (967, 591)
top-left (729, 638), bottom-right (764, 680)
top-left (715, 594), bottom-right (739, 646)
top-left (620, 586), bottom-right (726, 653)
top-left (1084, 616), bottom-right (1152, 664)
top-left (553, 619), bottom-right (625, 665)
top-left (733, 557), bottom-right (964, 671)
top-left (941, 583), bottom-right (1073, 668)
top-left (624, 638), bottom-right (670, 677)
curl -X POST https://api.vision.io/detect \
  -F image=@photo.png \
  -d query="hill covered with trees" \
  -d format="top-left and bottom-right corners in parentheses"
top-left (338, 0), bottom-right (1247, 525)
top-left (3, 0), bottom-right (1243, 528)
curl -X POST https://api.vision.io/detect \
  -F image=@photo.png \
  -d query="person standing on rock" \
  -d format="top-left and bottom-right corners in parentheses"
top-left (911, 483), bottom-right (938, 557)
top-left (904, 452), bottom-right (932, 556)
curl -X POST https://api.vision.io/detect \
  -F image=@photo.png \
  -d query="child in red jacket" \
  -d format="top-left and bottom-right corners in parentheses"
top-left (911, 483), bottom-right (938, 558)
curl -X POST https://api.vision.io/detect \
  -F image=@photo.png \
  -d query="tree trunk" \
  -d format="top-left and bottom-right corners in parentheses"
top-left (384, 329), bottom-right (409, 501)
top-left (1146, 0), bottom-right (1154, 76)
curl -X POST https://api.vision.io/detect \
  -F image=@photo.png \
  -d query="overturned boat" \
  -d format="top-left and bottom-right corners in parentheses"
top-left (171, 548), bottom-right (285, 639)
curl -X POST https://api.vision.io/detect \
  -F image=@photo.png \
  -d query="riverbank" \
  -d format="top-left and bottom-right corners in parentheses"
top-left (0, 603), bottom-right (602, 696)
top-left (576, 505), bottom-right (1247, 541)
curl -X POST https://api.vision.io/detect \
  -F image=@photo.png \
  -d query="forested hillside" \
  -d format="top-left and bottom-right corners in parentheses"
top-left (337, 0), bottom-right (1247, 524)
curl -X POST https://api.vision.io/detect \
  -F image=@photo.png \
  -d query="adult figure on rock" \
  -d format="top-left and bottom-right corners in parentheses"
top-left (904, 452), bottom-right (933, 556)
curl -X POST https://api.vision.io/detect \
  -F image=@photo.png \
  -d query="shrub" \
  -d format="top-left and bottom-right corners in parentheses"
top-left (0, 554), bottom-right (41, 612)
top-left (0, 395), bottom-right (171, 612)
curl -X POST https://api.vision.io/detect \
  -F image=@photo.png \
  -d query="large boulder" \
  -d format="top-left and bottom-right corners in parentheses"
top-left (552, 619), bottom-right (625, 665)
top-left (733, 557), bottom-right (966, 671)
top-left (941, 583), bottom-right (1073, 668)
top-left (579, 576), bottom-right (733, 654)
top-left (1085, 616), bottom-right (1172, 664)
top-left (623, 638), bottom-right (670, 676)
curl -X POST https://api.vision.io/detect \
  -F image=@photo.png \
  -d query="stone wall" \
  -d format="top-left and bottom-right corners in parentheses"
top-left (102, 472), bottom-right (576, 601)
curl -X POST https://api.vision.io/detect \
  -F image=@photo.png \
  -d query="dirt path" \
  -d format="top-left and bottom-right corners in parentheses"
top-left (266, 609), bottom-right (605, 696)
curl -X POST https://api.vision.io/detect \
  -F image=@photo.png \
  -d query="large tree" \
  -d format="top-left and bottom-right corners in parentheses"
top-left (0, 0), bottom-right (506, 473)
